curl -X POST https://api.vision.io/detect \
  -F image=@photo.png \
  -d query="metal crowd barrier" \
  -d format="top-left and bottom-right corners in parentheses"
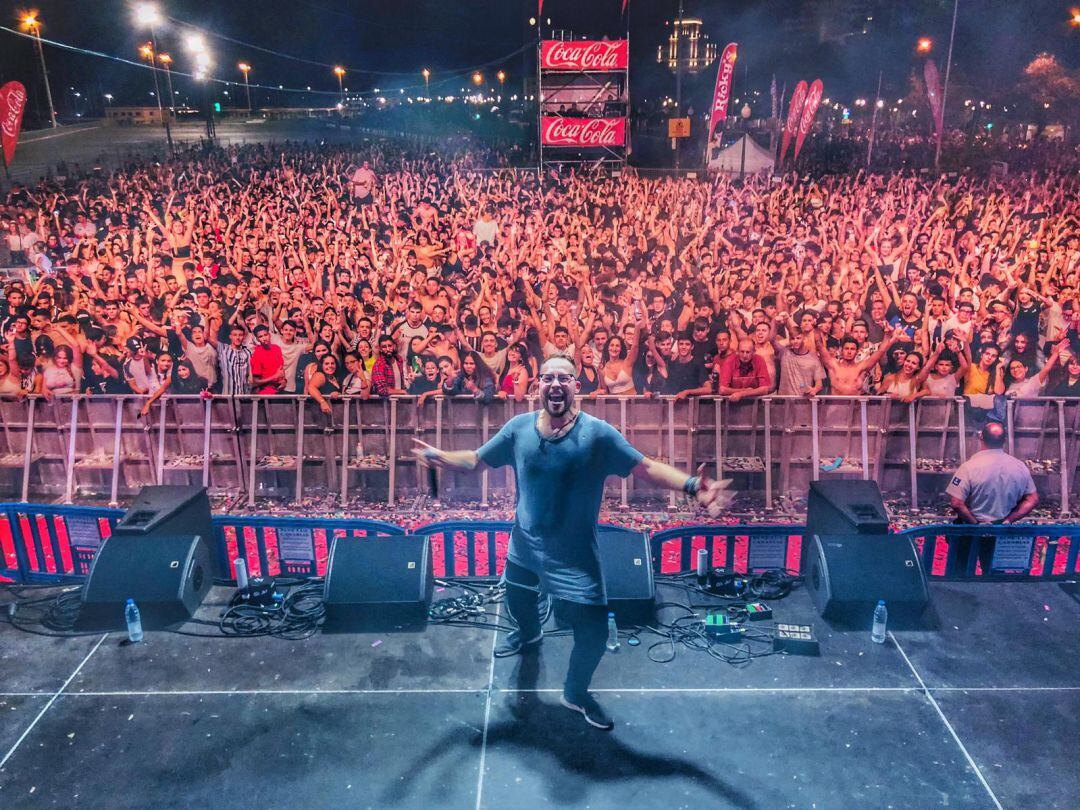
top-left (900, 524), bottom-right (1080, 581)
top-left (0, 394), bottom-right (1073, 511)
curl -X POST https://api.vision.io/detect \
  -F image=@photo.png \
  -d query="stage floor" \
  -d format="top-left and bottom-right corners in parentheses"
top-left (1, 579), bottom-right (1077, 809)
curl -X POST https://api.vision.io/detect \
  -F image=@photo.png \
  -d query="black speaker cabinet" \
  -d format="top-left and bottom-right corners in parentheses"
top-left (598, 530), bottom-right (655, 626)
top-left (115, 486), bottom-right (219, 576)
top-left (552, 530), bottom-right (655, 628)
top-left (78, 534), bottom-right (212, 630)
top-left (323, 536), bottom-right (433, 633)
top-left (807, 480), bottom-right (889, 538)
top-left (805, 534), bottom-right (931, 628)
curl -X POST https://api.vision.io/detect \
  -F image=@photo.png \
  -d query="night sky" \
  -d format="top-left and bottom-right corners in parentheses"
top-left (0, 0), bottom-right (1076, 126)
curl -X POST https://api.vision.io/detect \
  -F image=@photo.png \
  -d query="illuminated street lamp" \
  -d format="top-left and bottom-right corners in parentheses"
top-left (496, 70), bottom-right (506, 86)
top-left (422, 68), bottom-right (430, 96)
top-left (133, 3), bottom-right (173, 150)
top-left (158, 53), bottom-right (175, 111)
top-left (1071, 8), bottom-right (1080, 26)
top-left (472, 72), bottom-right (483, 87)
top-left (184, 35), bottom-right (215, 139)
top-left (238, 62), bottom-right (252, 112)
top-left (20, 13), bottom-right (57, 127)
top-left (916, 37), bottom-right (933, 53)
top-left (333, 65), bottom-right (346, 104)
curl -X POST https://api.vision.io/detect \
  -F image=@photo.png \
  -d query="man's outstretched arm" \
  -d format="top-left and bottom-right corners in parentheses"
top-left (412, 439), bottom-right (483, 472)
top-left (632, 457), bottom-right (732, 513)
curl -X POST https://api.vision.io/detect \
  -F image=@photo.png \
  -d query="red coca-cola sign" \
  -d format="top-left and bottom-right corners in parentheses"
top-left (541, 117), bottom-right (626, 147)
top-left (541, 40), bottom-right (629, 72)
top-left (0, 81), bottom-right (27, 167)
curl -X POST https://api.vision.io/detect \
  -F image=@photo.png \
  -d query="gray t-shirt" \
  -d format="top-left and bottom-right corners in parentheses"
top-left (477, 411), bottom-right (644, 605)
top-left (945, 449), bottom-right (1036, 523)
top-left (776, 345), bottom-right (824, 397)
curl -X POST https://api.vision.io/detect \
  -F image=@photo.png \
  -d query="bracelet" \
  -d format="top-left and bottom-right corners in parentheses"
top-left (683, 475), bottom-right (701, 496)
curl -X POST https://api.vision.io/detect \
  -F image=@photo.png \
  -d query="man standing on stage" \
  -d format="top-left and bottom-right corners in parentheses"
top-left (414, 355), bottom-right (730, 730)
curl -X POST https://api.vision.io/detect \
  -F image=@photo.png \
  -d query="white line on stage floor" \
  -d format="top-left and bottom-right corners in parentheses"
top-left (0, 633), bottom-right (107, 771)
top-left (891, 632), bottom-right (1005, 810)
top-left (1, 685), bottom-right (1078, 698)
top-left (474, 602), bottom-right (500, 810)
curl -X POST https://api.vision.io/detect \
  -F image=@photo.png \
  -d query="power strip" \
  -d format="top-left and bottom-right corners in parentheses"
top-left (772, 623), bottom-right (820, 656)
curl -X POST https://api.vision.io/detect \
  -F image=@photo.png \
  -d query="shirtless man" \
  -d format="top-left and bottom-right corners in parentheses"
top-left (821, 326), bottom-right (906, 396)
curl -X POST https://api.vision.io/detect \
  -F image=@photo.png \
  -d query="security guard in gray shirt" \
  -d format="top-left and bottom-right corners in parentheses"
top-left (945, 422), bottom-right (1039, 573)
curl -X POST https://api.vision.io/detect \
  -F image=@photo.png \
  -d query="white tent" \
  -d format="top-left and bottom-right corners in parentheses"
top-left (706, 134), bottom-right (775, 175)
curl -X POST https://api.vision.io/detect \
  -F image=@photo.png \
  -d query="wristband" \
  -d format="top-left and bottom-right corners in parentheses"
top-left (683, 475), bottom-right (701, 496)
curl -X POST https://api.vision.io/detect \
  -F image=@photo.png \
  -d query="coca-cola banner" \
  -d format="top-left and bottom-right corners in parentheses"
top-left (0, 81), bottom-right (27, 167)
top-left (793, 79), bottom-right (824, 161)
top-left (541, 117), bottom-right (626, 147)
top-left (540, 40), bottom-right (629, 72)
top-left (707, 43), bottom-right (738, 143)
top-left (923, 59), bottom-right (944, 137)
top-left (779, 80), bottom-right (807, 165)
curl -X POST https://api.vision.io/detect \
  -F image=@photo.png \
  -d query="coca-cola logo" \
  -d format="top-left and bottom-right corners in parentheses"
top-left (1, 88), bottom-right (25, 137)
top-left (541, 40), bottom-right (628, 71)
top-left (798, 82), bottom-right (823, 136)
top-left (0, 81), bottom-right (28, 166)
top-left (541, 117), bottom-right (625, 147)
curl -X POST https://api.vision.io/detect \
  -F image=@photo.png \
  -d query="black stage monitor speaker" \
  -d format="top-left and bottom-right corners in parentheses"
top-left (805, 534), bottom-right (931, 628)
top-left (78, 534), bottom-right (212, 630)
top-left (598, 530), bottom-right (655, 626)
top-left (807, 480), bottom-right (889, 537)
top-left (553, 530), bottom-right (655, 628)
top-left (114, 485), bottom-right (219, 576)
top-left (323, 536), bottom-right (433, 633)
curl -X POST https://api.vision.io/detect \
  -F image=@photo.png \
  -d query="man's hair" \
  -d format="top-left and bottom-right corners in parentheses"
top-left (540, 354), bottom-right (576, 374)
top-left (981, 422), bottom-right (1006, 449)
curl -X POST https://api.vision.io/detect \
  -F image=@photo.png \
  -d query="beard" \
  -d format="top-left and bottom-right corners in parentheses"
top-left (540, 387), bottom-right (573, 417)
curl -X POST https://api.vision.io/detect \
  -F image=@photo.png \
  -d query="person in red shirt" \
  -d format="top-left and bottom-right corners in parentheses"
top-left (250, 325), bottom-right (286, 394)
top-left (718, 338), bottom-right (773, 402)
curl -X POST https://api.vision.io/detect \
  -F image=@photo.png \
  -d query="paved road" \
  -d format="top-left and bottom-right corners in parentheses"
top-left (3, 117), bottom-right (387, 185)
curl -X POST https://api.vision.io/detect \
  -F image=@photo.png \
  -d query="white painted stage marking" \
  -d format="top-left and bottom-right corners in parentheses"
top-left (891, 632), bottom-right (1004, 810)
top-left (474, 602), bottom-right (500, 810)
top-left (0, 633), bottom-right (108, 771)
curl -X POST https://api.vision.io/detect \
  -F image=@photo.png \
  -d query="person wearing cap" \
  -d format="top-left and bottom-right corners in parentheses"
top-left (946, 422), bottom-right (1039, 573)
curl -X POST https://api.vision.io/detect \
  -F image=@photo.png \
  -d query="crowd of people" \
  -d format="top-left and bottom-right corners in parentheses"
top-left (0, 138), bottom-right (1078, 422)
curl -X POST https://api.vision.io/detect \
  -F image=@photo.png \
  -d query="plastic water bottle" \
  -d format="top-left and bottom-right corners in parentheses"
top-left (606, 612), bottom-right (620, 653)
top-left (125, 598), bottom-right (144, 643)
top-left (872, 600), bottom-right (887, 644)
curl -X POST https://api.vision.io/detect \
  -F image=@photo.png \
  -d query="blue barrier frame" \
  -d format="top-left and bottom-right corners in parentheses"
top-left (2, 502), bottom-right (1076, 586)
top-left (899, 524), bottom-right (1080, 581)
top-left (649, 524), bottom-right (806, 576)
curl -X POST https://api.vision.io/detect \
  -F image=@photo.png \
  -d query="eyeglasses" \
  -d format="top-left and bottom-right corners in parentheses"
top-left (539, 373), bottom-right (575, 385)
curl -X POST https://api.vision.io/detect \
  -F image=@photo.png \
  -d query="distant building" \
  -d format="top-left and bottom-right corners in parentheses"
top-left (657, 18), bottom-right (717, 74)
top-left (105, 107), bottom-right (169, 125)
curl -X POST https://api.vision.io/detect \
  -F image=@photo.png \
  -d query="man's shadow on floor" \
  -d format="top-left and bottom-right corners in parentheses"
top-left (380, 652), bottom-right (756, 808)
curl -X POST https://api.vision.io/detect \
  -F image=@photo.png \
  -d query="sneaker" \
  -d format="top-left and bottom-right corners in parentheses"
top-left (560, 692), bottom-right (614, 731)
top-left (494, 632), bottom-right (543, 658)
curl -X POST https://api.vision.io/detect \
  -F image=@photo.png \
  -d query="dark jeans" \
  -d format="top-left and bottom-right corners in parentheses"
top-left (503, 560), bottom-right (608, 700)
top-left (952, 518), bottom-right (997, 576)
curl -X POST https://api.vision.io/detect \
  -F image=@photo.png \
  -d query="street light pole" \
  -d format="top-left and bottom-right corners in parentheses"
top-left (935, 0), bottom-right (959, 171)
top-left (422, 68), bottom-right (430, 98)
top-left (23, 16), bottom-right (57, 128)
top-left (134, 6), bottom-right (174, 152)
top-left (239, 63), bottom-right (252, 113)
top-left (674, 0), bottom-right (684, 171)
top-left (739, 103), bottom-right (752, 179)
top-left (334, 67), bottom-right (346, 107)
top-left (159, 54), bottom-right (176, 112)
